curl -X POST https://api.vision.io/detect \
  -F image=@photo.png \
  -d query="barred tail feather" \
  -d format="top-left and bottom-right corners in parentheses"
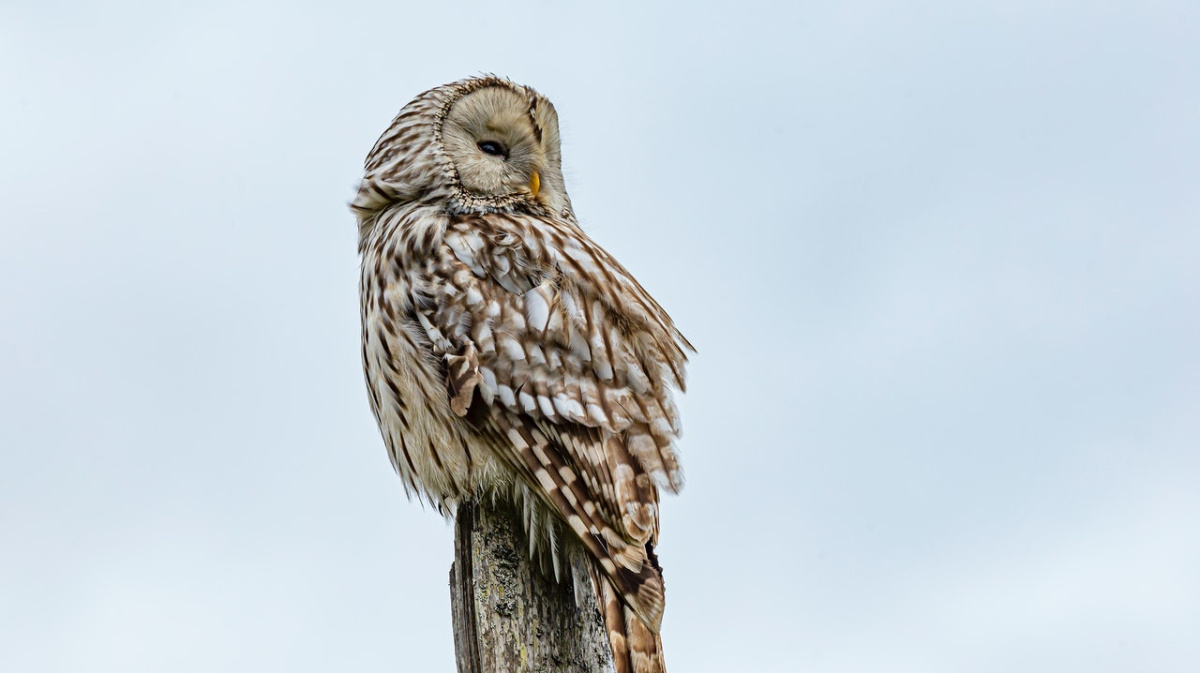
top-left (594, 561), bottom-right (666, 673)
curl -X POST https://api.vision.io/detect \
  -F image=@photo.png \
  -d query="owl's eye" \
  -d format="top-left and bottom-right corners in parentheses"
top-left (477, 140), bottom-right (508, 158)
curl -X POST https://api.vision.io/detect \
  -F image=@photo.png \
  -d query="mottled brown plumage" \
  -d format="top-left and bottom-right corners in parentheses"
top-left (353, 77), bottom-right (690, 673)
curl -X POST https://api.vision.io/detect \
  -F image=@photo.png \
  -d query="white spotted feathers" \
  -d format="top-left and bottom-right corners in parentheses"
top-left (355, 77), bottom-right (690, 673)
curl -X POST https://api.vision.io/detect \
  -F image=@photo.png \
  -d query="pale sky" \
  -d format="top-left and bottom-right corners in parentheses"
top-left (2, 2), bottom-right (1197, 672)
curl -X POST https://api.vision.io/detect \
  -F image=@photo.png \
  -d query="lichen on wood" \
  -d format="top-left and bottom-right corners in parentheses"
top-left (450, 499), bottom-right (615, 673)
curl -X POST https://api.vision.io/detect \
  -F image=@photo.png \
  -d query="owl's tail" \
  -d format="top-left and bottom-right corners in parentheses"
top-left (594, 561), bottom-right (667, 673)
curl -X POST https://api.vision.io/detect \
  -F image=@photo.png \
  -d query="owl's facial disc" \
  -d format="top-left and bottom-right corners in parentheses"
top-left (442, 86), bottom-right (547, 201)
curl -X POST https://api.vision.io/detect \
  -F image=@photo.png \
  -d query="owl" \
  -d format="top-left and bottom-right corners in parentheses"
top-left (352, 76), bottom-right (690, 673)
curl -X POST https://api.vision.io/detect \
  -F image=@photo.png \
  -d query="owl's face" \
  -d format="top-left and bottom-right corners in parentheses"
top-left (352, 78), bottom-right (578, 247)
top-left (439, 85), bottom-right (570, 216)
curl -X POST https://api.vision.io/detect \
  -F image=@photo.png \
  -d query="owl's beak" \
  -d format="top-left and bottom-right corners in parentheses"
top-left (529, 170), bottom-right (541, 198)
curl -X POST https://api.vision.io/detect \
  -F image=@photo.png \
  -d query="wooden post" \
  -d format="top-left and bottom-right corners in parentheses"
top-left (450, 499), bottom-right (615, 673)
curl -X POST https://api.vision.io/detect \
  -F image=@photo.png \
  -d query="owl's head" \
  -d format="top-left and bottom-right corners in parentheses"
top-left (353, 77), bottom-right (573, 244)
top-left (439, 83), bottom-right (570, 216)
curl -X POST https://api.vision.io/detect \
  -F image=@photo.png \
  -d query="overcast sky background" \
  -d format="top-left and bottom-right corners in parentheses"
top-left (2, 1), bottom-right (1197, 671)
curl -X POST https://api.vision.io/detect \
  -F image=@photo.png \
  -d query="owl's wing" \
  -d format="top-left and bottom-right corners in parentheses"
top-left (414, 210), bottom-right (690, 629)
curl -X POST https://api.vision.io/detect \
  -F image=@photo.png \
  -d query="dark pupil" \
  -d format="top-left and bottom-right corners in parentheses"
top-left (478, 140), bottom-right (506, 157)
